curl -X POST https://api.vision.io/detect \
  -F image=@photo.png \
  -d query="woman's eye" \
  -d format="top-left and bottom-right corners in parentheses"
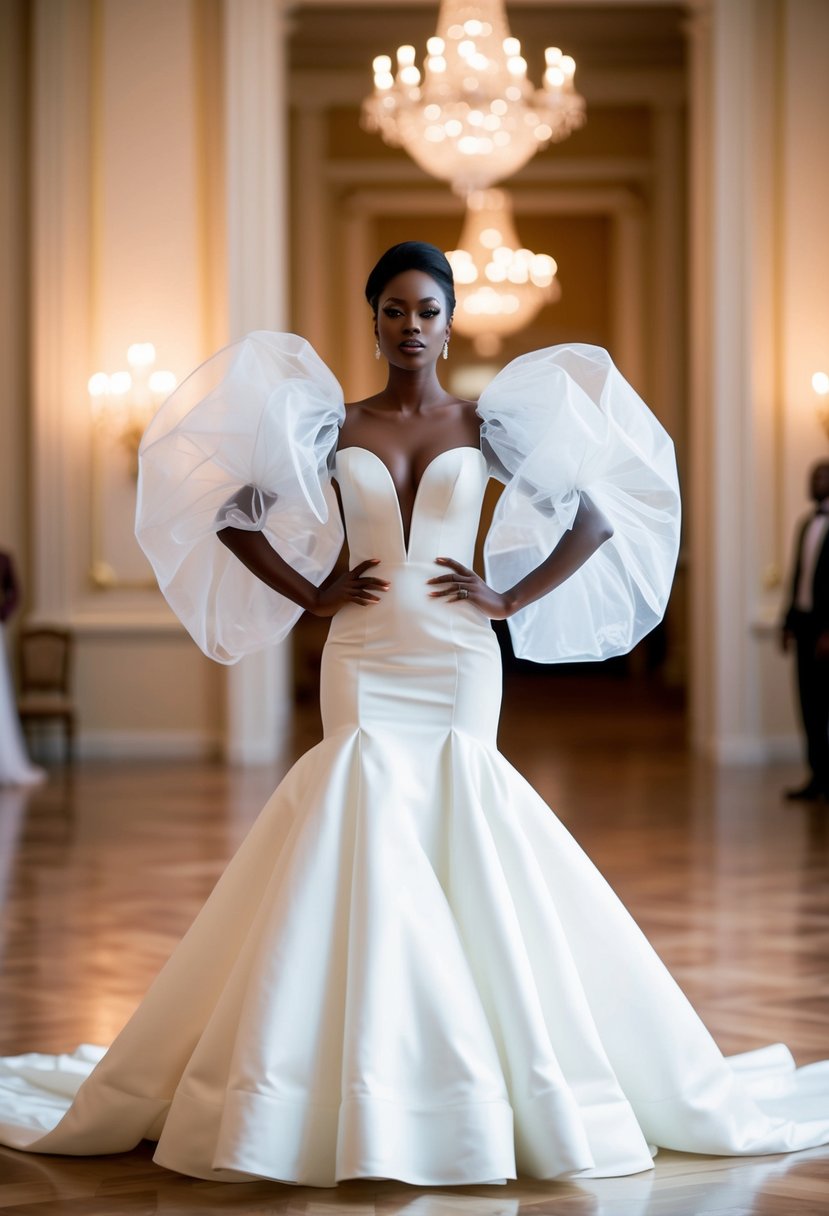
top-left (383, 308), bottom-right (402, 318)
top-left (421, 309), bottom-right (439, 318)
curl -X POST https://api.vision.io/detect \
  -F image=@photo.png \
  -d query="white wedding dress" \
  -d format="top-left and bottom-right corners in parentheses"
top-left (0, 335), bottom-right (827, 1185)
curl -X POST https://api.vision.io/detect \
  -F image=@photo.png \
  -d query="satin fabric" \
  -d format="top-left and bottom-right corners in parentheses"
top-left (1, 446), bottom-right (828, 1185)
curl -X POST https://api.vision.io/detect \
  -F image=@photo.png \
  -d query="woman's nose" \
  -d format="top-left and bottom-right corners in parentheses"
top-left (403, 319), bottom-right (421, 333)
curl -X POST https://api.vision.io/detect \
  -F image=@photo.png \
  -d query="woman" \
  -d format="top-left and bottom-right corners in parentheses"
top-left (0, 243), bottom-right (827, 1185)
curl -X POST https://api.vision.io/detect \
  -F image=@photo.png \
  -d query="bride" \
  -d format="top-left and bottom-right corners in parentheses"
top-left (0, 241), bottom-right (827, 1186)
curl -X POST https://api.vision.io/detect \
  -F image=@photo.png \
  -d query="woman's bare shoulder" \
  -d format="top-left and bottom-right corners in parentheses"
top-left (453, 396), bottom-right (483, 429)
top-left (341, 396), bottom-right (386, 424)
top-left (456, 395), bottom-right (480, 414)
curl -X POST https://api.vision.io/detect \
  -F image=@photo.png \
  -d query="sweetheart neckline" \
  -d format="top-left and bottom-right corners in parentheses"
top-left (334, 445), bottom-right (486, 559)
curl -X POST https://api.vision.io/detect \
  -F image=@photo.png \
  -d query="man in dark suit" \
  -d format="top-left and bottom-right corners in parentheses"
top-left (0, 551), bottom-right (20, 625)
top-left (782, 460), bottom-right (829, 801)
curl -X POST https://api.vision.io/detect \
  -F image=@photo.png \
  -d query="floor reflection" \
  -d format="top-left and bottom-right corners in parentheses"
top-left (0, 786), bottom-right (34, 959)
top-left (1, 1142), bottom-right (828, 1215)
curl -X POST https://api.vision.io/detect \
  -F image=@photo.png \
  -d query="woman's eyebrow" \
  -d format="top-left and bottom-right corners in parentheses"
top-left (383, 296), bottom-right (441, 305)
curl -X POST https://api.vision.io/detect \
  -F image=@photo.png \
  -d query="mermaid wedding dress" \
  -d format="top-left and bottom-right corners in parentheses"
top-left (0, 335), bottom-right (827, 1185)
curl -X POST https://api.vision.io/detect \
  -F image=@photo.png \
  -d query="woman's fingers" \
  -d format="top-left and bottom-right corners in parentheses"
top-left (348, 558), bottom-right (389, 605)
top-left (347, 556), bottom-right (388, 603)
top-left (428, 558), bottom-right (472, 599)
top-left (430, 586), bottom-right (469, 599)
top-left (427, 557), bottom-right (480, 602)
top-left (352, 557), bottom-right (382, 575)
top-left (353, 561), bottom-right (389, 587)
top-left (432, 556), bottom-right (469, 575)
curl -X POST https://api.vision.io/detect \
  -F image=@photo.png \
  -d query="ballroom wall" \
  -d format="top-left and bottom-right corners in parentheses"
top-left (1, 0), bottom-right (227, 759)
top-left (0, 2), bottom-right (31, 639)
top-left (1, 0), bottom-right (827, 764)
top-left (687, 0), bottom-right (829, 760)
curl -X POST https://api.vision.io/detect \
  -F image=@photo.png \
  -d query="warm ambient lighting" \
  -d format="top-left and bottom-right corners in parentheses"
top-left (88, 343), bottom-right (176, 478)
top-left (362, 0), bottom-right (585, 195)
top-left (813, 370), bottom-right (829, 440)
top-left (445, 188), bottom-right (560, 356)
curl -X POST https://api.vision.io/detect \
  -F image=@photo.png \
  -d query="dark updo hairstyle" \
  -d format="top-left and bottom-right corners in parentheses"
top-left (365, 241), bottom-right (456, 318)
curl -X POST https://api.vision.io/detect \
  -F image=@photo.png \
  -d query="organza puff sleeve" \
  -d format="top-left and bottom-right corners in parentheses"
top-left (135, 332), bottom-right (345, 663)
top-left (478, 344), bottom-right (681, 663)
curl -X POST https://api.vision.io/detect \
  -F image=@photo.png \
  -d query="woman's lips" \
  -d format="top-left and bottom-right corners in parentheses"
top-left (399, 341), bottom-right (425, 351)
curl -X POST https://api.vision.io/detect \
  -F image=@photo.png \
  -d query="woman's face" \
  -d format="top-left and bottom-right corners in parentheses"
top-left (374, 269), bottom-right (452, 370)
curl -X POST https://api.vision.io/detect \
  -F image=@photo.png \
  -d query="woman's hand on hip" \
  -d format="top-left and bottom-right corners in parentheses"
top-left (427, 557), bottom-right (514, 620)
top-left (311, 558), bottom-right (390, 617)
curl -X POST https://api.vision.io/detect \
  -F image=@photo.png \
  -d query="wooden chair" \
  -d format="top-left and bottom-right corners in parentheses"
top-left (17, 626), bottom-right (76, 764)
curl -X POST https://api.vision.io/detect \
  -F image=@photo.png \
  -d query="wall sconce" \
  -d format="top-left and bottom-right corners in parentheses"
top-left (812, 371), bottom-right (829, 440)
top-left (88, 343), bottom-right (176, 478)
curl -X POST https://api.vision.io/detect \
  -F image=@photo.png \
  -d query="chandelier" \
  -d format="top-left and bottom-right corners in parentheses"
top-left (362, 0), bottom-right (585, 195)
top-left (445, 189), bottom-right (560, 356)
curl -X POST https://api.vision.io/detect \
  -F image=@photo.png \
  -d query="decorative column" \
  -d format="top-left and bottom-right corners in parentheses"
top-left (610, 200), bottom-right (646, 394)
top-left (223, 0), bottom-right (292, 764)
top-left (341, 203), bottom-right (375, 401)
top-left (707, 0), bottom-right (758, 759)
top-left (651, 101), bottom-right (685, 452)
top-left (685, 0), bottom-right (714, 752)
top-left (294, 105), bottom-right (330, 358)
top-left (30, 0), bottom-right (93, 621)
top-left (686, 0), bottom-right (810, 762)
top-left (0, 3), bottom-right (29, 577)
top-left (687, 0), bottom-right (758, 760)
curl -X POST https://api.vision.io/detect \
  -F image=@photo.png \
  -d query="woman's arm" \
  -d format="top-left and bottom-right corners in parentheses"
top-left (217, 528), bottom-right (390, 617)
top-left (428, 494), bottom-right (613, 618)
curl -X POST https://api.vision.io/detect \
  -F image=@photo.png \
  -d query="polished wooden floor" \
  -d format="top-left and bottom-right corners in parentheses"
top-left (0, 673), bottom-right (828, 1213)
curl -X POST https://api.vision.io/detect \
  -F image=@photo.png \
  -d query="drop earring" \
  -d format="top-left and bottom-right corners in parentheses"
top-left (442, 340), bottom-right (449, 361)
top-left (374, 340), bottom-right (381, 361)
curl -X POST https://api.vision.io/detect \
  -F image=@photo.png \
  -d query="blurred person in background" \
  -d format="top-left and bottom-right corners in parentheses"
top-left (782, 459), bottom-right (829, 803)
top-left (0, 551), bottom-right (44, 787)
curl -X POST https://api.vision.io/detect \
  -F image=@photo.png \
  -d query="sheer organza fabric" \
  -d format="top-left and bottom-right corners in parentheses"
top-left (478, 345), bottom-right (681, 661)
top-left (135, 333), bottom-right (680, 664)
top-left (136, 333), bottom-right (345, 663)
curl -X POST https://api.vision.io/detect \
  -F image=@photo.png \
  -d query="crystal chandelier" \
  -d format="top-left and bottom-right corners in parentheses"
top-left (445, 188), bottom-right (560, 356)
top-left (362, 0), bottom-right (585, 195)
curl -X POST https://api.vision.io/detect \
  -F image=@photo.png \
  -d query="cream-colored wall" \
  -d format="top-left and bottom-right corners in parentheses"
top-left (75, 632), bottom-right (221, 756)
top-left (0, 2), bottom-right (30, 612)
top-left (82, 0), bottom-right (223, 753)
top-left (780, 0), bottom-right (829, 522)
top-left (769, 0), bottom-right (829, 748)
top-left (23, 0), bottom-right (225, 758)
top-left (688, 0), bottom-right (829, 762)
top-left (94, 0), bottom-right (207, 375)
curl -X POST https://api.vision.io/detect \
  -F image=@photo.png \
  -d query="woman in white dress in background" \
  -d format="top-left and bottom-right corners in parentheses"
top-left (0, 242), bottom-right (827, 1185)
top-left (0, 552), bottom-right (44, 788)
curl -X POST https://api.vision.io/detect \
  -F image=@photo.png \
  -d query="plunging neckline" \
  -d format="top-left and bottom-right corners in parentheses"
top-left (334, 445), bottom-right (484, 559)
